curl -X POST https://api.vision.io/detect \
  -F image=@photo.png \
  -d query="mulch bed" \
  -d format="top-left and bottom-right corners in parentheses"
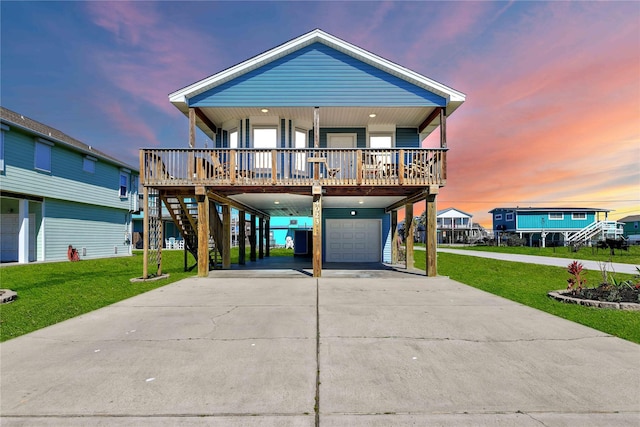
top-left (569, 285), bottom-right (639, 304)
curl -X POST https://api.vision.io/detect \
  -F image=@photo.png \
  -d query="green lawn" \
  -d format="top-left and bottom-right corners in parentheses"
top-left (414, 251), bottom-right (640, 344)
top-left (442, 244), bottom-right (640, 265)
top-left (0, 248), bottom-right (294, 342)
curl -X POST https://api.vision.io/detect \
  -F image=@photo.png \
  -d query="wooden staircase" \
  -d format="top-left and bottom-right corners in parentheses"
top-left (161, 195), bottom-right (225, 271)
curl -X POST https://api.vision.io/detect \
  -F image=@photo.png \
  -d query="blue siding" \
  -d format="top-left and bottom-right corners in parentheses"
top-left (45, 199), bottom-right (131, 261)
top-left (396, 128), bottom-right (420, 148)
top-left (517, 212), bottom-right (596, 230)
top-left (322, 208), bottom-right (390, 263)
top-left (1, 126), bottom-right (138, 210)
top-left (189, 43), bottom-right (446, 107)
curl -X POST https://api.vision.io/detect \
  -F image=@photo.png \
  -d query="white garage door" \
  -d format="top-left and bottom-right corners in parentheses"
top-left (326, 219), bottom-right (381, 263)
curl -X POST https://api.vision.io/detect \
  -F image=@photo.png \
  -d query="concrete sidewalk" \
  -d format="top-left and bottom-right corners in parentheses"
top-left (436, 247), bottom-right (639, 274)
top-left (1, 275), bottom-right (639, 426)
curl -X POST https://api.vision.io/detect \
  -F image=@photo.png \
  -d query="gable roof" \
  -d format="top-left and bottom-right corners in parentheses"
top-left (169, 29), bottom-right (465, 113)
top-left (1, 106), bottom-right (138, 171)
top-left (618, 214), bottom-right (640, 223)
top-left (437, 207), bottom-right (473, 218)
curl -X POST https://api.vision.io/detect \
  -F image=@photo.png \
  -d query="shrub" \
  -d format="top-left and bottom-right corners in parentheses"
top-left (567, 261), bottom-right (587, 292)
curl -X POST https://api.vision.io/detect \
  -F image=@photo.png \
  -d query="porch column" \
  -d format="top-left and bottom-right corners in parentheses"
top-left (265, 218), bottom-right (271, 257)
top-left (259, 216), bottom-right (264, 259)
top-left (391, 210), bottom-right (399, 264)
top-left (18, 199), bottom-right (29, 263)
top-left (405, 203), bottom-right (414, 269)
top-left (426, 193), bottom-right (437, 277)
top-left (239, 210), bottom-right (246, 265)
top-left (222, 204), bottom-right (231, 269)
top-left (197, 191), bottom-right (210, 277)
top-left (250, 214), bottom-right (257, 262)
top-left (143, 186), bottom-right (149, 278)
top-left (189, 108), bottom-right (196, 148)
top-left (313, 191), bottom-right (322, 278)
top-left (440, 107), bottom-right (447, 180)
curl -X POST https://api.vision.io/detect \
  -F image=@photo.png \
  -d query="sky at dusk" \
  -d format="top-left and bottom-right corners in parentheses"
top-left (1, 1), bottom-right (638, 227)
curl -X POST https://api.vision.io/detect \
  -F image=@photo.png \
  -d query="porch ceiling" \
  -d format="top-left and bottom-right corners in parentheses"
top-left (229, 193), bottom-right (405, 217)
top-left (191, 106), bottom-right (441, 138)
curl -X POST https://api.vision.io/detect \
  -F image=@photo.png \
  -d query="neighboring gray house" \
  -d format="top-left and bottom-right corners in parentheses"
top-left (0, 107), bottom-right (139, 263)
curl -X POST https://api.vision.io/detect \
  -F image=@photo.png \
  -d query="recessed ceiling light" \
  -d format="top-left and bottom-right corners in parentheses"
top-left (369, 113), bottom-right (376, 118)
top-left (274, 200), bottom-right (280, 205)
top-left (358, 200), bottom-right (364, 204)
top-left (261, 108), bottom-right (269, 113)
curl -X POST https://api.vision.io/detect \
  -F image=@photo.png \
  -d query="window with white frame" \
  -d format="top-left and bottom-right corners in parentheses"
top-left (549, 212), bottom-right (564, 220)
top-left (572, 212), bottom-right (587, 220)
top-left (506, 213), bottom-right (514, 221)
top-left (0, 124), bottom-right (8, 172)
top-left (229, 129), bottom-right (238, 149)
top-left (369, 133), bottom-right (393, 166)
top-left (35, 139), bottom-right (53, 172)
top-left (83, 156), bottom-right (96, 173)
top-left (495, 214), bottom-right (503, 220)
top-left (294, 129), bottom-right (307, 172)
top-left (369, 134), bottom-right (392, 148)
top-left (253, 127), bottom-right (277, 168)
top-left (119, 171), bottom-right (129, 198)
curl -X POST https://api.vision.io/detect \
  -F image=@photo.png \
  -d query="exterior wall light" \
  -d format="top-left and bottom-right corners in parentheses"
top-left (350, 210), bottom-right (357, 216)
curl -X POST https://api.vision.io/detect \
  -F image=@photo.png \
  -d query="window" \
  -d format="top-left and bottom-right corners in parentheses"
top-left (549, 212), bottom-right (564, 220)
top-left (294, 129), bottom-right (307, 172)
top-left (369, 134), bottom-right (393, 166)
top-left (35, 139), bottom-right (53, 172)
top-left (572, 212), bottom-right (587, 220)
top-left (495, 214), bottom-right (503, 220)
top-left (83, 156), bottom-right (96, 173)
top-left (0, 124), bottom-right (7, 171)
top-left (119, 172), bottom-right (129, 198)
top-left (506, 213), bottom-right (514, 221)
top-left (369, 134), bottom-right (392, 148)
top-left (253, 127), bottom-right (277, 168)
top-left (229, 129), bottom-right (238, 149)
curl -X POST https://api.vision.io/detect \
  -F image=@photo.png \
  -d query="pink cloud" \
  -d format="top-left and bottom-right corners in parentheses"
top-left (84, 2), bottom-right (224, 117)
top-left (100, 99), bottom-right (160, 148)
top-left (431, 3), bottom-right (640, 226)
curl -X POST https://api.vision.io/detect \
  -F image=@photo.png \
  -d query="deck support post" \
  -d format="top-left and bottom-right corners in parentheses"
top-left (426, 191), bottom-right (438, 277)
top-left (239, 210), bottom-right (246, 265)
top-left (142, 186), bottom-right (149, 278)
top-left (222, 204), bottom-right (231, 269)
top-left (259, 217), bottom-right (264, 259)
top-left (391, 210), bottom-right (399, 264)
top-left (250, 214), bottom-right (257, 262)
top-left (265, 218), bottom-right (270, 257)
top-left (196, 190), bottom-right (210, 277)
top-left (405, 203), bottom-right (414, 270)
top-left (313, 190), bottom-right (322, 278)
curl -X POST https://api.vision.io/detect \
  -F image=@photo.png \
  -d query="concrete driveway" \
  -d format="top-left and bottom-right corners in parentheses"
top-left (1, 273), bottom-right (639, 426)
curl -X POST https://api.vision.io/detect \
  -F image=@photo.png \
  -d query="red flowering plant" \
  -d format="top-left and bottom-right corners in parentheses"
top-left (566, 261), bottom-right (587, 293)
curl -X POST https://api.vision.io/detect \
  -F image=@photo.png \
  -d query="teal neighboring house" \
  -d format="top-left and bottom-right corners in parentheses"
top-left (0, 107), bottom-right (139, 263)
top-left (489, 207), bottom-right (623, 247)
top-left (618, 215), bottom-right (640, 238)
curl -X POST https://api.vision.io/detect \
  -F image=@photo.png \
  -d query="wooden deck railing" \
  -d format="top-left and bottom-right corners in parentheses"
top-left (140, 148), bottom-right (447, 187)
